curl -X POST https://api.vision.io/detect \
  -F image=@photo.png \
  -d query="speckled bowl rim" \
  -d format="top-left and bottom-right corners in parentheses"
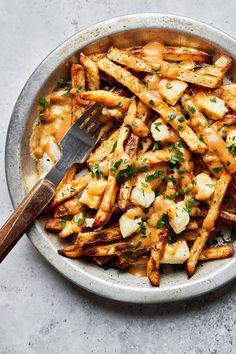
top-left (5, 13), bottom-right (236, 303)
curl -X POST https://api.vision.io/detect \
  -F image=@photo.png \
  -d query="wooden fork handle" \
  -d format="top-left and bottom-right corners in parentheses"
top-left (0, 179), bottom-right (56, 262)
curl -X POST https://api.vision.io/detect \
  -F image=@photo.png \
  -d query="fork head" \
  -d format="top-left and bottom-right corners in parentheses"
top-left (46, 103), bottom-right (103, 186)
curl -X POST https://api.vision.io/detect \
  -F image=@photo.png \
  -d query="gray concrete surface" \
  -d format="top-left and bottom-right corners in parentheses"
top-left (0, 1), bottom-right (236, 353)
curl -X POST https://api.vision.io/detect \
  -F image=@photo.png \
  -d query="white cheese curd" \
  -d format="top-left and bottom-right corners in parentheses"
top-left (130, 185), bottom-right (155, 208)
top-left (38, 152), bottom-right (54, 176)
top-left (196, 93), bottom-right (227, 120)
top-left (168, 201), bottom-right (190, 234)
top-left (194, 173), bottom-right (215, 201)
top-left (160, 240), bottom-right (190, 264)
top-left (79, 180), bottom-right (107, 209)
top-left (119, 211), bottom-right (142, 238)
top-left (226, 129), bottom-right (236, 148)
top-left (151, 118), bottom-right (169, 142)
top-left (85, 218), bottom-right (95, 228)
top-left (158, 79), bottom-right (188, 106)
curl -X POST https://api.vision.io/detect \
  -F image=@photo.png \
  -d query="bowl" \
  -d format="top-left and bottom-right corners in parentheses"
top-left (5, 13), bottom-right (236, 303)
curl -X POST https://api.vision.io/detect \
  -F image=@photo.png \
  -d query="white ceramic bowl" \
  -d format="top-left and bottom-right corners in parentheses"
top-left (5, 13), bottom-right (236, 303)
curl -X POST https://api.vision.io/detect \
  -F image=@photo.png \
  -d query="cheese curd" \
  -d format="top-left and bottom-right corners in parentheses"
top-left (158, 79), bottom-right (188, 106)
top-left (194, 173), bottom-right (215, 201)
top-left (130, 184), bottom-right (155, 208)
top-left (79, 180), bottom-right (107, 209)
top-left (160, 240), bottom-right (190, 264)
top-left (196, 92), bottom-right (227, 120)
top-left (151, 118), bottom-right (170, 142)
top-left (226, 128), bottom-right (236, 148)
top-left (119, 208), bottom-right (142, 238)
top-left (168, 201), bottom-right (190, 234)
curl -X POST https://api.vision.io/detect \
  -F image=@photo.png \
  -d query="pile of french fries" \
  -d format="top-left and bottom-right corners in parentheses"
top-left (33, 41), bottom-right (236, 286)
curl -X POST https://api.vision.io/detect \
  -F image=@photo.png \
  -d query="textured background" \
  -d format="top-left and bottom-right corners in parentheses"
top-left (0, 1), bottom-right (236, 353)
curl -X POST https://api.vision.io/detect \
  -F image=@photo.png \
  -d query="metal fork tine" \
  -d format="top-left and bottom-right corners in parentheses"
top-left (90, 121), bottom-right (103, 135)
top-left (77, 103), bottom-right (100, 126)
top-left (83, 108), bottom-right (102, 130)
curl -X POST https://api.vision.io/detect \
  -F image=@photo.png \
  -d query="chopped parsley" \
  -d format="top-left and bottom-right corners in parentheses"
top-left (183, 198), bottom-right (195, 214)
top-left (168, 234), bottom-right (177, 244)
top-left (199, 134), bottom-right (204, 142)
top-left (149, 99), bottom-right (155, 106)
top-left (38, 96), bottom-right (48, 109)
top-left (117, 101), bottom-right (123, 107)
top-left (61, 216), bottom-right (67, 228)
top-left (141, 223), bottom-right (147, 238)
top-left (188, 106), bottom-right (196, 114)
top-left (167, 113), bottom-right (177, 121)
top-left (169, 154), bottom-right (184, 164)
top-left (210, 97), bottom-right (217, 103)
top-left (156, 213), bottom-right (169, 228)
top-left (117, 164), bottom-right (136, 183)
top-left (229, 229), bottom-right (236, 243)
top-left (152, 142), bottom-right (159, 151)
top-left (154, 122), bottom-right (162, 131)
top-left (178, 125), bottom-right (183, 131)
top-left (112, 140), bottom-right (117, 152)
top-left (76, 85), bottom-right (82, 94)
top-left (146, 170), bottom-right (164, 182)
top-left (213, 167), bottom-right (223, 174)
top-left (166, 82), bottom-right (172, 89)
top-left (110, 159), bottom-right (122, 174)
top-left (137, 166), bottom-right (148, 173)
top-left (132, 120), bottom-right (138, 127)
top-left (178, 117), bottom-right (185, 123)
top-left (91, 164), bottom-right (105, 178)
top-left (73, 216), bottom-right (85, 226)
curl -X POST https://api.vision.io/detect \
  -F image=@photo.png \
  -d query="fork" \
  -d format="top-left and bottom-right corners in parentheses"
top-left (0, 103), bottom-right (103, 262)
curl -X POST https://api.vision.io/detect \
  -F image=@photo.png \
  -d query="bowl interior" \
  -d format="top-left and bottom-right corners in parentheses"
top-left (8, 18), bottom-right (235, 302)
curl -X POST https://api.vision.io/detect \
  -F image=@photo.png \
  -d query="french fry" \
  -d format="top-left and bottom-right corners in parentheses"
top-left (97, 58), bottom-right (207, 153)
top-left (199, 244), bottom-right (234, 261)
top-left (49, 173), bottom-right (90, 209)
top-left (93, 112), bottom-right (131, 228)
top-left (45, 218), bottom-right (63, 232)
top-left (70, 64), bottom-right (88, 123)
top-left (162, 46), bottom-right (210, 62)
top-left (75, 226), bottom-right (122, 247)
top-left (186, 174), bottom-right (231, 277)
top-left (196, 55), bottom-right (232, 78)
top-left (146, 229), bottom-right (168, 286)
top-left (58, 245), bottom-right (84, 258)
top-left (80, 53), bottom-right (100, 90)
top-left (80, 90), bottom-right (130, 110)
top-left (221, 84), bottom-right (236, 111)
top-left (107, 47), bottom-right (221, 88)
top-left (181, 93), bottom-right (230, 177)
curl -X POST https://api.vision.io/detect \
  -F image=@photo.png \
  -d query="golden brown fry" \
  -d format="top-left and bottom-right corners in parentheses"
top-left (146, 229), bottom-right (167, 286)
top-left (212, 114), bottom-right (236, 132)
top-left (118, 133), bottom-right (139, 210)
top-left (97, 58), bottom-right (206, 153)
top-left (186, 174), bottom-right (231, 277)
top-left (80, 53), bottom-right (100, 90)
top-left (218, 210), bottom-right (236, 226)
top-left (59, 217), bottom-right (85, 238)
top-left (162, 46), bottom-right (209, 62)
top-left (56, 164), bottom-right (77, 194)
top-left (92, 256), bottom-right (113, 265)
top-left (70, 64), bottom-right (88, 123)
top-left (107, 47), bottom-right (221, 88)
top-left (75, 226), bottom-right (121, 247)
top-left (181, 93), bottom-right (229, 177)
top-left (45, 218), bottom-right (63, 232)
top-left (54, 197), bottom-right (81, 217)
top-left (199, 244), bottom-right (234, 261)
top-left (123, 99), bottom-right (149, 137)
top-left (221, 84), bottom-right (236, 111)
top-left (93, 117), bottom-right (131, 228)
top-left (87, 128), bottom-right (120, 176)
top-left (196, 55), bottom-right (232, 78)
top-left (80, 90), bottom-right (130, 110)
top-left (58, 245), bottom-right (84, 258)
top-left (50, 173), bottom-right (90, 209)
top-left (135, 149), bottom-right (170, 169)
